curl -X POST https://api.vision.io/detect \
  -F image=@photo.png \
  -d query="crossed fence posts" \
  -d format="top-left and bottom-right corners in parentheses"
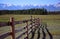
top-left (0, 16), bottom-right (40, 39)
top-left (0, 16), bottom-right (53, 39)
top-left (30, 17), bottom-right (53, 39)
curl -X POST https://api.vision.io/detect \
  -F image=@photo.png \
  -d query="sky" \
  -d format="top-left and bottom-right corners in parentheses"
top-left (0, 0), bottom-right (60, 5)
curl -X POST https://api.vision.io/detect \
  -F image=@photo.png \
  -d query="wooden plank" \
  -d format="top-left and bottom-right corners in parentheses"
top-left (16, 31), bottom-right (27, 39)
top-left (0, 22), bottom-right (10, 27)
top-left (0, 19), bottom-right (36, 27)
top-left (15, 26), bottom-right (27, 33)
top-left (12, 20), bottom-right (30, 25)
top-left (0, 32), bottom-right (11, 39)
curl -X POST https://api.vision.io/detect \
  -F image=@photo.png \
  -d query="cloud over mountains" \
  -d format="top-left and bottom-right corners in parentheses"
top-left (0, 2), bottom-right (60, 11)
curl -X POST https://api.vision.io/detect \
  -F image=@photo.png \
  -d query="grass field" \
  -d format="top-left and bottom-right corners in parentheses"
top-left (0, 14), bottom-right (60, 39)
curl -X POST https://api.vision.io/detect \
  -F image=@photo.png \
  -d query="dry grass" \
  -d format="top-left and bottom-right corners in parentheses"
top-left (0, 14), bottom-right (60, 39)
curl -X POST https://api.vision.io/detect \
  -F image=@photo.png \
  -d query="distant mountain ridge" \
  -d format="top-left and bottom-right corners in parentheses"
top-left (0, 3), bottom-right (60, 11)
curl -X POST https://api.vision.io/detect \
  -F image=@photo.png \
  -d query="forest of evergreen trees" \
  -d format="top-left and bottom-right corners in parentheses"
top-left (0, 8), bottom-right (48, 15)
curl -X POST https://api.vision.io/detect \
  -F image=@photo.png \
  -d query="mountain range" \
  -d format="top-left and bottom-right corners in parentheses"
top-left (0, 3), bottom-right (60, 11)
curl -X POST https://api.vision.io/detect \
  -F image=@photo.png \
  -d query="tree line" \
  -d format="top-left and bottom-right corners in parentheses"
top-left (0, 8), bottom-right (47, 15)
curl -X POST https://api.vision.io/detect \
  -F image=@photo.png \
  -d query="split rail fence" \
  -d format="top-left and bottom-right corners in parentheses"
top-left (0, 16), bottom-right (41, 39)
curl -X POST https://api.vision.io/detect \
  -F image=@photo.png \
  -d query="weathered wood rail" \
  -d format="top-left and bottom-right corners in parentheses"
top-left (0, 16), bottom-right (53, 39)
top-left (0, 16), bottom-right (40, 39)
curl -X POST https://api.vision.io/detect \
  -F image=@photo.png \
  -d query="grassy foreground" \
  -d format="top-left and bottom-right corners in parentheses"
top-left (0, 14), bottom-right (60, 39)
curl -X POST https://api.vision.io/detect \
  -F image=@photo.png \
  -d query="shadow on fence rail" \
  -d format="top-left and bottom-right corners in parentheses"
top-left (0, 16), bottom-right (39, 39)
top-left (0, 16), bottom-right (53, 39)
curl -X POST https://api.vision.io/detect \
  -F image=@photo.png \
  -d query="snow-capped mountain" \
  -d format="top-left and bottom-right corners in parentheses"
top-left (0, 3), bottom-right (60, 11)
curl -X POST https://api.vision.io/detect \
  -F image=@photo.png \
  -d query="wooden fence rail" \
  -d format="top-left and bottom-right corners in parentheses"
top-left (0, 16), bottom-right (40, 39)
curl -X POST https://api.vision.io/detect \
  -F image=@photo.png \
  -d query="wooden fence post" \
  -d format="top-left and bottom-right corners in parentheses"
top-left (30, 16), bottom-right (33, 26)
top-left (26, 21), bottom-right (29, 39)
top-left (10, 17), bottom-right (15, 39)
top-left (31, 16), bottom-right (32, 20)
top-left (30, 16), bottom-right (33, 29)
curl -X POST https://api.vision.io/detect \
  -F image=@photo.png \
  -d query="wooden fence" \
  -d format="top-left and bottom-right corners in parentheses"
top-left (0, 16), bottom-right (40, 39)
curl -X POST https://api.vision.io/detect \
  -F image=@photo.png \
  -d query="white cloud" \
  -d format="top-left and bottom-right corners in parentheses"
top-left (6, 4), bottom-right (12, 6)
top-left (54, 2), bottom-right (60, 7)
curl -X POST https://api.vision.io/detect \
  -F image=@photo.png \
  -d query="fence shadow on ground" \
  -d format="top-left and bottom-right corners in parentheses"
top-left (30, 23), bottom-right (53, 39)
top-left (0, 16), bottom-right (53, 39)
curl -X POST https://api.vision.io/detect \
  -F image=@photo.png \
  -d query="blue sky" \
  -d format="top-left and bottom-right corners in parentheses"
top-left (0, 0), bottom-right (60, 5)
